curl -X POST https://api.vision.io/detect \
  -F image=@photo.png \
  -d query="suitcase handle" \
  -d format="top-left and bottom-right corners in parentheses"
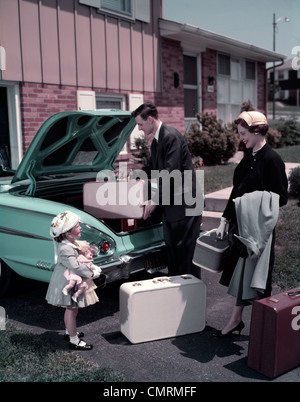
top-left (287, 290), bottom-right (300, 297)
top-left (181, 275), bottom-right (192, 280)
top-left (152, 275), bottom-right (193, 284)
top-left (132, 275), bottom-right (194, 286)
top-left (152, 277), bottom-right (171, 284)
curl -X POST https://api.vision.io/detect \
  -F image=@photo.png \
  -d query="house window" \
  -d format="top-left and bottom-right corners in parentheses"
top-left (218, 54), bottom-right (230, 76)
top-left (96, 94), bottom-right (128, 154)
top-left (217, 54), bottom-right (257, 123)
top-left (184, 54), bottom-right (199, 119)
top-left (79, 0), bottom-right (150, 22)
top-left (96, 94), bottom-right (125, 110)
top-left (101, 0), bottom-right (132, 17)
top-left (246, 61), bottom-right (256, 80)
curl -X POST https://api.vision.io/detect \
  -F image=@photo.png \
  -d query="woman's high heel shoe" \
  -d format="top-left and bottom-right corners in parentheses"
top-left (212, 321), bottom-right (245, 338)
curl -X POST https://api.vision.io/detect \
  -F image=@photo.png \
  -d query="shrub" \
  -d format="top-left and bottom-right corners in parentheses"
top-left (133, 136), bottom-right (151, 168)
top-left (267, 127), bottom-right (282, 148)
top-left (288, 166), bottom-right (300, 197)
top-left (185, 113), bottom-right (239, 165)
top-left (240, 99), bottom-right (255, 112)
top-left (270, 118), bottom-right (300, 147)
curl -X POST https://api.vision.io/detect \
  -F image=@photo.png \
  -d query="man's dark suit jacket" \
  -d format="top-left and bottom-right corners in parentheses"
top-left (149, 123), bottom-right (202, 223)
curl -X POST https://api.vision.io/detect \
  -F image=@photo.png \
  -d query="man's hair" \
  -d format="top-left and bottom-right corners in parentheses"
top-left (131, 102), bottom-right (158, 120)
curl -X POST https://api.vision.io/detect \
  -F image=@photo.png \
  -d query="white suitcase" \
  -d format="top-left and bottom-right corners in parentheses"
top-left (120, 274), bottom-right (206, 344)
top-left (83, 179), bottom-right (147, 219)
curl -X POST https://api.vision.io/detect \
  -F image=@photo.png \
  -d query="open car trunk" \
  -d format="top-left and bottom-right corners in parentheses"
top-left (22, 178), bottom-right (162, 234)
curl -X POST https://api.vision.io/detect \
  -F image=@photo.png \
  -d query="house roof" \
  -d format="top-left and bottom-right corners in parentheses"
top-left (159, 19), bottom-right (286, 63)
top-left (274, 58), bottom-right (294, 71)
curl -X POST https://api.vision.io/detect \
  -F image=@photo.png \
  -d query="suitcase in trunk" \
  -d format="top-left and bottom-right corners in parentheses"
top-left (83, 179), bottom-right (147, 219)
top-left (192, 229), bottom-right (229, 273)
top-left (120, 274), bottom-right (206, 344)
top-left (248, 287), bottom-right (300, 378)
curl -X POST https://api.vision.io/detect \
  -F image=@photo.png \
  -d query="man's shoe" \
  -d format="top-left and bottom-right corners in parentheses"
top-left (69, 340), bottom-right (93, 351)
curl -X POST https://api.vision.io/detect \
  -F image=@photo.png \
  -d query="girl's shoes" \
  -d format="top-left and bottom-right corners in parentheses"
top-left (212, 321), bottom-right (245, 338)
top-left (64, 331), bottom-right (84, 341)
top-left (69, 340), bottom-right (93, 351)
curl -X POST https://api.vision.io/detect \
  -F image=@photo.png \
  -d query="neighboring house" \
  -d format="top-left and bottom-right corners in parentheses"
top-left (0, 0), bottom-right (285, 170)
top-left (268, 58), bottom-right (300, 105)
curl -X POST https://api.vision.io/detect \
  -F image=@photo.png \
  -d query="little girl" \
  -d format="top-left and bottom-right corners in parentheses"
top-left (62, 245), bottom-right (101, 302)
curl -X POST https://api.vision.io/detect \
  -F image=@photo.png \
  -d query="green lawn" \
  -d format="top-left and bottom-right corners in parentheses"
top-left (274, 197), bottom-right (300, 289)
top-left (202, 164), bottom-right (236, 193)
top-left (275, 145), bottom-right (300, 163)
top-left (0, 323), bottom-right (127, 382)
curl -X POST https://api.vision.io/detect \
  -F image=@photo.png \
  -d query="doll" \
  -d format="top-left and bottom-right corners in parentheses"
top-left (62, 245), bottom-right (101, 302)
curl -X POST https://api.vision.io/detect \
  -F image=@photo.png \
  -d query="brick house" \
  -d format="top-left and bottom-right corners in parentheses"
top-left (268, 58), bottom-right (300, 106)
top-left (0, 0), bottom-right (285, 170)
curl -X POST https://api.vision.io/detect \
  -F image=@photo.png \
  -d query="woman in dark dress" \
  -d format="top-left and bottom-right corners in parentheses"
top-left (214, 111), bottom-right (288, 337)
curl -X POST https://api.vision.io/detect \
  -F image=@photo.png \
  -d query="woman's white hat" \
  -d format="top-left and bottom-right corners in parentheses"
top-left (50, 211), bottom-right (79, 238)
top-left (238, 111), bottom-right (267, 126)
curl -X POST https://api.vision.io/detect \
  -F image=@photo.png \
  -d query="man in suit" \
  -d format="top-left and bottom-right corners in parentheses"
top-left (132, 103), bottom-right (203, 277)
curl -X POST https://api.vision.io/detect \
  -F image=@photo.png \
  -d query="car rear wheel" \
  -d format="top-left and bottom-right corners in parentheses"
top-left (0, 259), bottom-right (14, 297)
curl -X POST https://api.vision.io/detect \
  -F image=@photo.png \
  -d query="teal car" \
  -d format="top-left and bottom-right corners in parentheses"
top-left (0, 111), bottom-right (166, 296)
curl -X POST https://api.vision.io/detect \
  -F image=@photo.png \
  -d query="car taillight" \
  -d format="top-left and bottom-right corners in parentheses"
top-left (79, 223), bottom-right (115, 256)
top-left (101, 241), bottom-right (111, 253)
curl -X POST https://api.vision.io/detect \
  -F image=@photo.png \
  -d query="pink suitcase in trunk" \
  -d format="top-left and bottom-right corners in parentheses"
top-left (83, 179), bottom-right (147, 219)
top-left (120, 274), bottom-right (206, 344)
top-left (248, 287), bottom-right (300, 378)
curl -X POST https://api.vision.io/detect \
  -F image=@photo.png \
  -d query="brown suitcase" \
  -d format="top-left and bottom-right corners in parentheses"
top-left (248, 287), bottom-right (300, 378)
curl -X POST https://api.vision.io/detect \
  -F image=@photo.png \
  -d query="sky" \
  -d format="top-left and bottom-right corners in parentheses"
top-left (163, 0), bottom-right (300, 60)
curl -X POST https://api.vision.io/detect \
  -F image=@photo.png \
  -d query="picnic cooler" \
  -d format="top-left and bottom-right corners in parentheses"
top-left (192, 229), bottom-right (229, 273)
top-left (120, 274), bottom-right (206, 344)
top-left (248, 287), bottom-right (300, 378)
top-left (83, 179), bottom-right (148, 219)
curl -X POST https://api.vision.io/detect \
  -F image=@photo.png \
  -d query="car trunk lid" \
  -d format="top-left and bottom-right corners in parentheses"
top-left (12, 111), bottom-right (137, 191)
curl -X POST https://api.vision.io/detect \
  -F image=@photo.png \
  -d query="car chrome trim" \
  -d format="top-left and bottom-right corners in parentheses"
top-left (98, 242), bottom-right (166, 282)
top-left (0, 203), bottom-right (54, 217)
top-left (0, 226), bottom-right (51, 241)
top-left (36, 260), bottom-right (54, 271)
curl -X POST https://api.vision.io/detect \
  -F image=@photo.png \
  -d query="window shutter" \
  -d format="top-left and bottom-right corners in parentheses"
top-left (0, 46), bottom-right (6, 71)
top-left (77, 91), bottom-right (96, 111)
top-left (129, 93), bottom-right (144, 149)
top-left (135, 0), bottom-right (150, 23)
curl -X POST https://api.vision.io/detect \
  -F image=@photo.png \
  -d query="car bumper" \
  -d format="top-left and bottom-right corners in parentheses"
top-left (97, 242), bottom-right (167, 283)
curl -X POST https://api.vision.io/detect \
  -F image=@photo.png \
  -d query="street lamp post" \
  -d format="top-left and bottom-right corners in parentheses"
top-left (272, 13), bottom-right (290, 119)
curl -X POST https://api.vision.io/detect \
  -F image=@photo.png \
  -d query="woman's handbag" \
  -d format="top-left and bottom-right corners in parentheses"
top-left (193, 229), bottom-right (229, 273)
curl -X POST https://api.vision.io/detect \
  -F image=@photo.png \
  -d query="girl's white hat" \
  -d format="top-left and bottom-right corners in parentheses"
top-left (50, 211), bottom-right (79, 238)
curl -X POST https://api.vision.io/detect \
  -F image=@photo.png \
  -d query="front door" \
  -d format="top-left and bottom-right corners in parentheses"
top-left (0, 87), bottom-right (11, 169)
